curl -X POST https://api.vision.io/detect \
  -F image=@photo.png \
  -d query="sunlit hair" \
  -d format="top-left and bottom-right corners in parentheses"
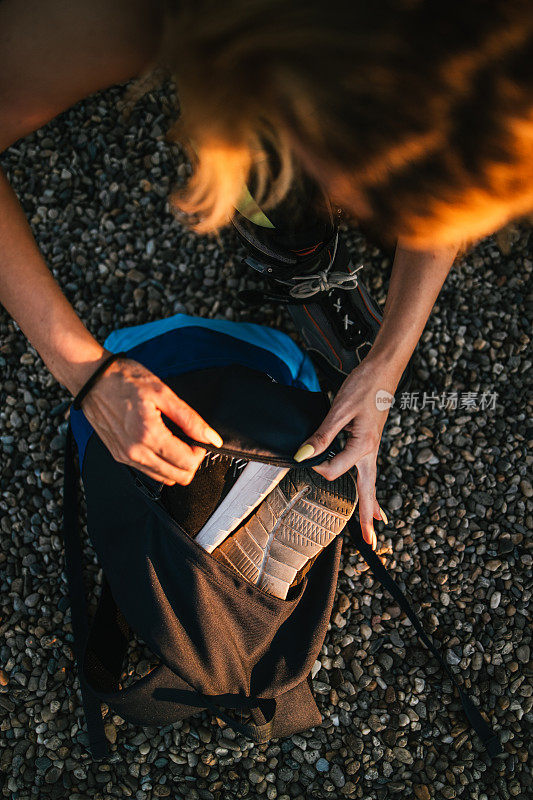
top-left (156, 0), bottom-right (533, 247)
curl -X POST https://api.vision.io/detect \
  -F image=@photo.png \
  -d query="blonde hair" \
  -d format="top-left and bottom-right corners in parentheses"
top-left (154, 0), bottom-right (533, 247)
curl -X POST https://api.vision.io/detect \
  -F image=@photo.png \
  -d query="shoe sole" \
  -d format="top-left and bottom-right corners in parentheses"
top-left (213, 468), bottom-right (357, 598)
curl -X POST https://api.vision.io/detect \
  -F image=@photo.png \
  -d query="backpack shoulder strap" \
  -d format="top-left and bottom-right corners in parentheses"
top-left (62, 423), bottom-right (110, 759)
top-left (346, 518), bottom-right (502, 759)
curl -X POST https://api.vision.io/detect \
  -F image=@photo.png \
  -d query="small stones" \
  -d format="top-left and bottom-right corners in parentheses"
top-left (416, 448), bottom-right (438, 465)
top-left (516, 645), bottom-right (530, 664)
top-left (446, 649), bottom-right (462, 666)
top-left (330, 763), bottom-right (346, 788)
top-left (379, 653), bottom-right (394, 671)
top-left (392, 747), bottom-right (414, 765)
top-left (367, 714), bottom-right (385, 733)
top-left (24, 593), bottom-right (40, 608)
top-left (248, 768), bottom-right (263, 785)
top-left (471, 652), bottom-right (483, 671)
top-left (414, 786), bottom-right (431, 800)
top-left (519, 480), bottom-right (532, 498)
top-left (360, 624), bottom-right (372, 640)
top-left (387, 493), bottom-right (403, 512)
top-left (104, 723), bottom-right (117, 744)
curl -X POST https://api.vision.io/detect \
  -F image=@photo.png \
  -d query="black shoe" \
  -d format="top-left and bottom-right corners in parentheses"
top-left (232, 209), bottom-right (412, 394)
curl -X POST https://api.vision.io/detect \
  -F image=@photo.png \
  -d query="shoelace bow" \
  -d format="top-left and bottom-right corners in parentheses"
top-left (286, 232), bottom-right (364, 299)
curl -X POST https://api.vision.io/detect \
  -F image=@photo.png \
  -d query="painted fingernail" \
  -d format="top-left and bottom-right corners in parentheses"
top-left (206, 430), bottom-right (223, 448)
top-left (379, 506), bottom-right (389, 525)
top-left (293, 443), bottom-right (315, 462)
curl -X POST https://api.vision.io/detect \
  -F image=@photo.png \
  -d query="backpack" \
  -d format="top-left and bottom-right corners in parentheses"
top-left (62, 313), bottom-right (501, 760)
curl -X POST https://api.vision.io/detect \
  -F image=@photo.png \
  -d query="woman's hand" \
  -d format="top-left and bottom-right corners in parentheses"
top-left (293, 358), bottom-right (397, 549)
top-left (81, 356), bottom-right (223, 486)
top-left (292, 242), bottom-right (460, 549)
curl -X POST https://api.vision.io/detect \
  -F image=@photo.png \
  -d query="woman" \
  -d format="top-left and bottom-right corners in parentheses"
top-left (0, 0), bottom-right (532, 549)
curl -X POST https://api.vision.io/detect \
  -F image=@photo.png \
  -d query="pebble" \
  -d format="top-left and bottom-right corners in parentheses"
top-left (248, 769), bottom-right (263, 785)
top-left (316, 758), bottom-right (330, 773)
top-left (330, 763), bottom-right (346, 788)
top-left (516, 645), bottom-right (530, 664)
top-left (447, 650), bottom-right (462, 666)
top-left (471, 652), bottom-right (483, 671)
top-left (393, 747), bottom-right (414, 765)
top-left (416, 448), bottom-right (437, 465)
top-left (24, 593), bottom-right (41, 608)
top-left (388, 493), bottom-right (403, 511)
top-left (360, 624), bottom-right (372, 640)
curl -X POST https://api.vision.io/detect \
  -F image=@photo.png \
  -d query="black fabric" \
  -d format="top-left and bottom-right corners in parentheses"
top-left (62, 426), bottom-right (109, 759)
top-left (83, 573), bottom-right (321, 742)
top-left (162, 363), bottom-right (338, 467)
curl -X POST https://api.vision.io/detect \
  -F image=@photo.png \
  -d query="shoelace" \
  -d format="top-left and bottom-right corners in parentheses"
top-left (287, 232), bottom-right (364, 299)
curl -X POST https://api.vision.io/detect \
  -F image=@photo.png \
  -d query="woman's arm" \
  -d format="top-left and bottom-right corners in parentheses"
top-left (0, 169), bottom-right (110, 393)
top-left (0, 0), bottom-right (165, 386)
top-left (0, 0), bottom-right (223, 485)
top-left (298, 241), bottom-right (459, 547)
top-left (362, 241), bottom-right (459, 387)
top-left (0, 169), bottom-right (222, 484)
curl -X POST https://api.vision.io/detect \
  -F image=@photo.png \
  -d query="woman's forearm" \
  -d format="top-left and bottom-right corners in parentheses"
top-left (0, 167), bottom-right (109, 394)
top-left (365, 241), bottom-right (459, 387)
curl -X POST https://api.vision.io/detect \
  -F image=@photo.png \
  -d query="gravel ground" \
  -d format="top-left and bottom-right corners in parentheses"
top-left (0, 83), bottom-right (531, 800)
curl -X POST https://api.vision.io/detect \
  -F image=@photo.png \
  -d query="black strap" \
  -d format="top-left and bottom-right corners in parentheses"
top-left (346, 517), bottom-right (502, 759)
top-left (202, 697), bottom-right (276, 744)
top-left (62, 425), bottom-right (110, 759)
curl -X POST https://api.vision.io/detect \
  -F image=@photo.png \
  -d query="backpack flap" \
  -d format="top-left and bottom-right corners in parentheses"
top-left (160, 362), bottom-right (340, 467)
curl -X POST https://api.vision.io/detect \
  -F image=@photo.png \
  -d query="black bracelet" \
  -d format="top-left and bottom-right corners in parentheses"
top-left (72, 351), bottom-right (128, 411)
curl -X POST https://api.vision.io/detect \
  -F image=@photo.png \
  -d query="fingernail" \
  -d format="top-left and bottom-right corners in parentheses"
top-left (293, 443), bottom-right (315, 462)
top-left (206, 430), bottom-right (223, 448)
top-left (379, 506), bottom-right (389, 525)
top-left (363, 527), bottom-right (373, 546)
top-left (372, 531), bottom-right (377, 550)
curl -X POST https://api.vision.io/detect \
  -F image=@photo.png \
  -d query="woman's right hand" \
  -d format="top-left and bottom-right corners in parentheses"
top-left (80, 355), bottom-right (223, 486)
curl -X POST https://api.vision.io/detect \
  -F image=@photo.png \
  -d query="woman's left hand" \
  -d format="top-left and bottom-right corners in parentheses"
top-left (293, 358), bottom-right (399, 549)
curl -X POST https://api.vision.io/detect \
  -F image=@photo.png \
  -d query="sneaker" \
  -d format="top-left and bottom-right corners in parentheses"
top-left (232, 209), bottom-right (412, 394)
top-left (195, 462), bottom-right (289, 553)
top-left (211, 467), bottom-right (357, 599)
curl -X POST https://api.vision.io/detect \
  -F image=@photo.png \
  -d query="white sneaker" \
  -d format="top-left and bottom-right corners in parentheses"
top-left (195, 461), bottom-right (289, 553)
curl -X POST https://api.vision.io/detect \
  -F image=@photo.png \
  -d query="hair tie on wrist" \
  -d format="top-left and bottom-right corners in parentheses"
top-left (72, 351), bottom-right (128, 411)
